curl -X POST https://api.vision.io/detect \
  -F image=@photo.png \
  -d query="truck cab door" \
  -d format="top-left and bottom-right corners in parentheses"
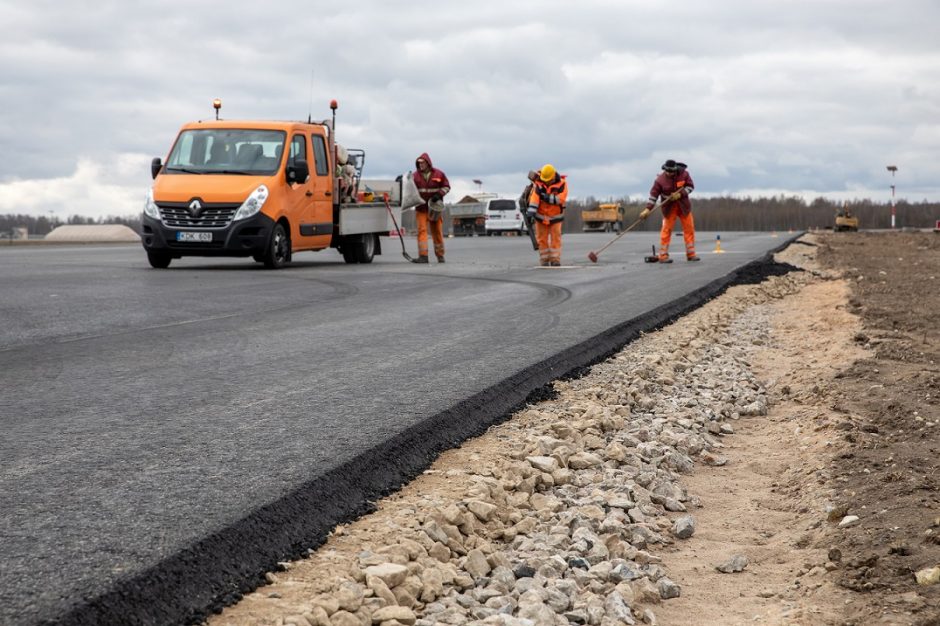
top-left (284, 134), bottom-right (331, 250)
top-left (306, 133), bottom-right (334, 240)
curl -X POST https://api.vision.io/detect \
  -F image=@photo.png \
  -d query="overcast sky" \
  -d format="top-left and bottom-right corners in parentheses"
top-left (1, 0), bottom-right (938, 219)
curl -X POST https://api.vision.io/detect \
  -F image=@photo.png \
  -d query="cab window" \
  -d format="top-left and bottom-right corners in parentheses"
top-left (311, 135), bottom-right (329, 176)
top-left (289, 135), bottom-right (307, 166)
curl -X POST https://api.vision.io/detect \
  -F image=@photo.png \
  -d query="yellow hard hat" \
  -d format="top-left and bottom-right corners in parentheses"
top-left (540, 164), bottom-right (556, 182)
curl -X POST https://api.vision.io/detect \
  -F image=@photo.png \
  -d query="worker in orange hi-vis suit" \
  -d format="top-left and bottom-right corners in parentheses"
top-left (526, 164), bottom-right (568, 266)
top-left (412, 153), bottom-right (450, 264)
top-left (642, 159), bottom-right (699, 263)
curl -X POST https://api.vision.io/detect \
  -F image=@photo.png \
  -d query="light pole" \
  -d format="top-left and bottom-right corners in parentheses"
top-left (886, 165), bottom-right (897, 229)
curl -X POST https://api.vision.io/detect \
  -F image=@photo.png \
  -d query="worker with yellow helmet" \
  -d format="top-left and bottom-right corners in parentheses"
top-left (526, 164), bottom-right (568, 266)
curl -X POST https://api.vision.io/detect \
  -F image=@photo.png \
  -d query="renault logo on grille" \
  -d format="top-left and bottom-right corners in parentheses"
top-left (188, 200), bottom-right (202, 216)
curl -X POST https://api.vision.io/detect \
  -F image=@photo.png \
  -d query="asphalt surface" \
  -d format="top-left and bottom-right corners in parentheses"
top-left (0, 231), bottom-right (796, 625)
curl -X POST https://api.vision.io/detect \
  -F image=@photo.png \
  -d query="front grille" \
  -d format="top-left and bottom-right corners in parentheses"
top-left (157, 202), bottom-right (239, 228)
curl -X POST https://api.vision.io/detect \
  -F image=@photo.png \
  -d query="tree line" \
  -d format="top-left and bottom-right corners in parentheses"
top-left (0, 214), bottom-right (141, 237)
top-left (2, 196), bottom-right (937, 237)
top-left (562, 196), bottom-right (939, 233)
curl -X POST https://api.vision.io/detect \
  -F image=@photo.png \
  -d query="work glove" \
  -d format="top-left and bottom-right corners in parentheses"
top-left (536, 188), bottom-right (550, 202)
top-left (639, 207), bottom-right (652, 220)
top-left (526, 207), bottom-right (537, 217)
top-left (431, 193), bottom-right (442, 202)
top-left (667, 191), bottom-right (682, 202)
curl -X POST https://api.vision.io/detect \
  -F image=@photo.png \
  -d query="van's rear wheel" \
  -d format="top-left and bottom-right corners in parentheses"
top-left (147, 250), bottom-right (172, 269)
top-left (342, 233), bottom-right (376, 264)
top-left (262, 223), bottom-right (290, 269)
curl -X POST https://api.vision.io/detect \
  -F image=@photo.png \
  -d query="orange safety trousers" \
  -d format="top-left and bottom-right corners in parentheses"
top-left (535, 221), bottom-right (562, 264)
top-left (416, 210), bottom-right (445, 258)
top-left (659, 210), bottom-right (696, 260)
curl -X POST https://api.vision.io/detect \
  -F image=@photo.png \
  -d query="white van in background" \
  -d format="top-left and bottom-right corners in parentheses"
top-left (484, 198), bottom-right (526, 236)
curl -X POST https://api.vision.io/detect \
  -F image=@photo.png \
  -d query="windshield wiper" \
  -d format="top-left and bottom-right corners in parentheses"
top-left (213, 169), bottom-right (254, 175)
top-left (165, 166), bottom-right (205, 174)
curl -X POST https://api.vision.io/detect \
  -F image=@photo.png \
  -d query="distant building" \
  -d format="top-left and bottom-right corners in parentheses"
top-left (45, 225), bottom-right (140, 242)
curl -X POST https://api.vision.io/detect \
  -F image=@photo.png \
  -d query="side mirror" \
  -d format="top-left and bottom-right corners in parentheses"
top-left (287, 159), bottom-right (309, 184)
top-left (151, 157), bottom-right (163, 180)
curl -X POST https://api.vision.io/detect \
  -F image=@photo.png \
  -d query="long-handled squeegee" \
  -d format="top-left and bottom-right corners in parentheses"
top-left (383, 193), bottom-right (416, 262)
top-left (587, 216), bottom-right (645, 263)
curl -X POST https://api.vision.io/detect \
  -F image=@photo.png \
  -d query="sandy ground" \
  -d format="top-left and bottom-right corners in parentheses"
top-left (655, 264), bottom-right (865, 625)
top-left (206, 232), bottom-right (939, 626)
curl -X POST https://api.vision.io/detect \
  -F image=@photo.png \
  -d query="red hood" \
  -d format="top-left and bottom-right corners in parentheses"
top-left (415, 152), bottom-right (433, 169)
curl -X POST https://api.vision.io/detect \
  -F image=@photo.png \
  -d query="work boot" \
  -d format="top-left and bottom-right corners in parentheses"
top-left (436, 255), bottom-right (445, 263)
top-left (540, 260), bottom-right (550, 267)
top-left (687, 255), bottom-right (700, 262)
top-left (659, 256), bottom-right (673, 264)
top-left (550, 261), bottom-right (561, 267)
top-left (413, 255), bottom-right (429, 264)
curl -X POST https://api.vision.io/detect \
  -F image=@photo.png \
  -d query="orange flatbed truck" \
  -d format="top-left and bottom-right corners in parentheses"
top-left (141, 101), bottom-right (402, 269)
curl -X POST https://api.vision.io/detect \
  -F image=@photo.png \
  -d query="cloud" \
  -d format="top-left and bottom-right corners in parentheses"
top-left (0, 155), bottom-right (149, 218)
top-left (1, 1), bottom-right (939, 219)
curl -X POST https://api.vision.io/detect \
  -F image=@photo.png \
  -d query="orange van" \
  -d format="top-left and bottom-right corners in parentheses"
top-left (142, 104), bottom-right (401, 269)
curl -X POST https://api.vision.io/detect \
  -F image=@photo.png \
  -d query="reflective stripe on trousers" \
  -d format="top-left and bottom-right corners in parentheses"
top-left (535, 221), bottom-right (562, 263)
top-left (416, 210), bottom-right (445, 257)
top-left (659, 211), bottom-right (696, 259)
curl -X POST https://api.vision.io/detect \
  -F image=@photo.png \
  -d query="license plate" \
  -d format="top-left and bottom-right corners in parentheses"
top-left (176, 231), bottom-right (212, 242)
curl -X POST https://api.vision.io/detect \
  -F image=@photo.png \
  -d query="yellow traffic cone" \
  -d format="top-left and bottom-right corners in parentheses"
top-left (714, 234), bottom-right (725, 254)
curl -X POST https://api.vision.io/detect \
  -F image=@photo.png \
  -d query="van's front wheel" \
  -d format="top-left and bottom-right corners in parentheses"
top-left (147, 250), bottom-right (172, 269)
top-left (262, 223), bottom-right (290, 269)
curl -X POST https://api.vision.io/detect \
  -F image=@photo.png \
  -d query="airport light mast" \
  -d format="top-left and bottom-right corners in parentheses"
top-left (886, 165), bottom-right (898, 229)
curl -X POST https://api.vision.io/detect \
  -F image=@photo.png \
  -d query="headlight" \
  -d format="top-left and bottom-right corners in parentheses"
top-left (233, 185), bottom-right (269, 221)
top-left (143, 188), bottom-right (160, 219)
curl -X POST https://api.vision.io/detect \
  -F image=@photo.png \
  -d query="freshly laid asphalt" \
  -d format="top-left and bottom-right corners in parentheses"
top-left (0, 231), bottom-right (797, 625)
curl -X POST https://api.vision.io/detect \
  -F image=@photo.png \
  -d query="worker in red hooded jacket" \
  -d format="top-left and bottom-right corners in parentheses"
top-left (412, 153), bottom-right (450, 263)
top-left (641, 159), bottom-right (699, 262)
top-left (526, 164), bottom-right (568, 266)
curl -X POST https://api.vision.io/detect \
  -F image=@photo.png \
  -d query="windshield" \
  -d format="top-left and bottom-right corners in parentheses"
top-left (487, 200), bottom-right (517, 212)
top-left (165, 129), bottom-right (286, 175)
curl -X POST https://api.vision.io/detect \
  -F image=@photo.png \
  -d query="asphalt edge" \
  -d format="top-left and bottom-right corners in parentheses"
top-left (53, 234), bottom-right (803, 626)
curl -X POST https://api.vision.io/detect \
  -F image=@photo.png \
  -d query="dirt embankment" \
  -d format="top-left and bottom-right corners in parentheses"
top-left (812, 232), bottom-right (940, 624)
top-left (206, 232), bottom-right (939, 626)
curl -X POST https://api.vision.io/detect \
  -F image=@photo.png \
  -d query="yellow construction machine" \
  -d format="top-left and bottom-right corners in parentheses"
top-left (834, 206), bottom-right (859, 232)
top-left (582, 202), bottom-right (625, 232)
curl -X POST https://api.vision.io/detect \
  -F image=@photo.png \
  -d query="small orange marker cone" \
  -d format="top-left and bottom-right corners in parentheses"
top-left (714, 234), bottom-right (725, 254)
